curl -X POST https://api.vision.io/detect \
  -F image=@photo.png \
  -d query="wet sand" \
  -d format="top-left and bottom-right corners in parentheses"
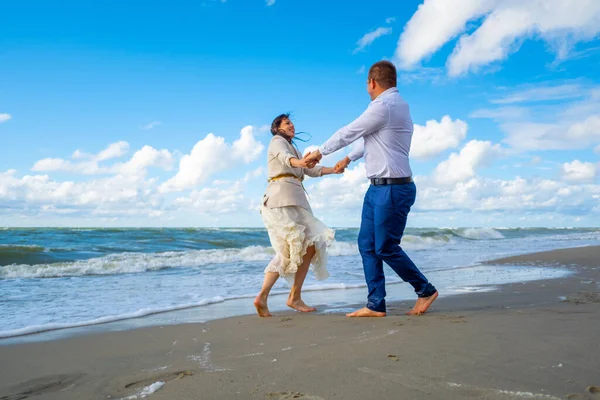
top-left (1, 246), bottom-right (599, 400)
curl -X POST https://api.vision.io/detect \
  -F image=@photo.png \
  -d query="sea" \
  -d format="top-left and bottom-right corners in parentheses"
top-left (1, 227), bottom-right (599, 342)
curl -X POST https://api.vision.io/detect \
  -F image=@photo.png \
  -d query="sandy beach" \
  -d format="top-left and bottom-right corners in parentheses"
top-left (1, 245), bottom-right (599, 400)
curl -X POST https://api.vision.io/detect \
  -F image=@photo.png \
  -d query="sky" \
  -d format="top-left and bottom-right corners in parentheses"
top-left (1, 0), bottom-right (600, 228)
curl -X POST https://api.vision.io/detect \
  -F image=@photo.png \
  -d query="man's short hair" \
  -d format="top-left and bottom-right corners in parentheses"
top-left (368, 61), bottom-right (397, 89)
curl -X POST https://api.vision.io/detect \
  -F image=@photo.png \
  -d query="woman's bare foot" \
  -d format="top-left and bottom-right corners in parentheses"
top-left (254, 295), bottom-right (272, 317)
top-left (286, 298), bottom-right (316, 313)
top-left (407, 291), bottom-right (439, 315)
top-left (346, 307), bottom-right (386, 317)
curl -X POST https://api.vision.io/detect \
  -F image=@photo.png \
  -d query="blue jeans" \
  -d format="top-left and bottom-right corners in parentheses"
top-left (358, 182), bottom-right (436, 312)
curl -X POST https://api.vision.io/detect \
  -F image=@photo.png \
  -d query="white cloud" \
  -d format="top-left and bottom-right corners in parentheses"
top-left (396, 0), bottom-right (600, 76)
top-left (266, 0), bottom-right (275, 5)
top-left (490, 83), bottom-right (587, 104)
top-left (397, 66), bottom-right (445, 85)
top-left (32, 158), bottom-right (102, 175)
top-left (232, 125), bottom-right (264, 163)
top-left (395, 0), bottom-right (496, 69)
top-left (560, 160), bottom-right (597, 182)
top-left (142, 121), bottom-right (161, 130)
top-left (259, 125), bottom-right (271, 133)
top-left (302, 154), bottom-right (600, 225)
top-left (433, 140), bottom-right (504, 184)
top-left (470, 106), bottom-right (529, 120)
top-left (0, 114), bottom-right (11, 124)
top-left (174, 181), bottom-right (246, 214)
top-left (411, 116), bottom-right (468, 159)
top-left (356, 65), bottom-right (366, 74)
top-left (114, 146), bottom-right (174, 177)
top-left (473, 83), bottom-right (600, 151)
top-left (354, 27), bottom-right (393, 54)
top-left (96, 141), bottom-right (130, 161)
top-left (306, 163), bottom-right (369, 211)
top-left (503, 114), bottom-right (600, 151)
top-left (0, 169), bottom-right (162, 217)
top-left (243, 167), bottom-right (265, 183)
top-left (160, 126), bottom-right (264, 192)
top-left (386, 17), bottom-right (396, 24)
top-left (32, 141), bottom-right (171, 177)
top-left (595, 145), bottom-right (600, 154)
top-left (415, 175), bottom-right (600, 215)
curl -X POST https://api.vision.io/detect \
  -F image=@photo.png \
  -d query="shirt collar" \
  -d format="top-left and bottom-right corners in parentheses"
top-left (373, 87), bottom-right (398, 101)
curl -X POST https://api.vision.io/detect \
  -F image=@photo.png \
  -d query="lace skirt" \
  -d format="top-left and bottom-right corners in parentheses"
top-left (261, 206), bottom-right (334, 283)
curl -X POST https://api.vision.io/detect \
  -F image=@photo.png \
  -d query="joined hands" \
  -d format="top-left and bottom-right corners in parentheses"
top-left (299, 151), bottom-right (350, 175)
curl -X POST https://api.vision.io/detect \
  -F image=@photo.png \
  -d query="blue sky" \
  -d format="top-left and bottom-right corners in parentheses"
top-left (1, 0), bottom-right (599, 227)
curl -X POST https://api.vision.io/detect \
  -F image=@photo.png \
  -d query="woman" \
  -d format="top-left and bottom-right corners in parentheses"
top-left (254, 113), bottom-right (342, 317)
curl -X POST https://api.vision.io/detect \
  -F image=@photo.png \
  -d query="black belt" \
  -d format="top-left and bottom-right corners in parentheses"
top-left (370, 177), bottom-right (413, 186)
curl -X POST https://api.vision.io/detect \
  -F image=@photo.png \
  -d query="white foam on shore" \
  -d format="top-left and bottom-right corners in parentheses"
top-left (120, 381), bottom-right (164, 399)
top-left (188, 343), bottom-right (230, 372)
top-left (0, 296), bottom-right (225, 339)
top-left (447, 382), bottom-right (562, 399)
top-left (0, 282), bottom-right (377, 339)
top-left (0, 265), bottom-right (572, 340)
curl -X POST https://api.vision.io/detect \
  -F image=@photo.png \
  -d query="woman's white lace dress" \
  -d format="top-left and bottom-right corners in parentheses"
top-left (261, 205), bottom-right (334, 283)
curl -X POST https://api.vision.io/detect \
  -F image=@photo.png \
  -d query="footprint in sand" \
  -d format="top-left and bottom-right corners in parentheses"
top-left (0, 373), bottom-right (84, 400)
top-left (267, 392), bottom-right (325, 400)
top-left (566, 387), bottom-right (600, 399)
top-left (588, 386), bottom-right (600, 394)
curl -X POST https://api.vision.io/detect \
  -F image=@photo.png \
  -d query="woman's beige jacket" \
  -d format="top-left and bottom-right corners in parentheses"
top-left (263, 135), bottom-right (323, 211)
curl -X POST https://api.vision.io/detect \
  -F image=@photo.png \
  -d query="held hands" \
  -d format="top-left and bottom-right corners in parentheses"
top-left (292, 151), bottom-right (349, 175)
top-left (292, 152), bottom-right (319, 169)
top-left (320, 157), bottom-right (350, 176)
top-left (334, 157), bottom-right (351, 174)
top-left (304, 150), bottom-right (323, 165)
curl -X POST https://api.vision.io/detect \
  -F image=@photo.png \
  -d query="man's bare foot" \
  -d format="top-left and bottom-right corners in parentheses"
top-left (346, 307), bottom-right (386, 317)
top-left (407, 291), bottom-right (438, 315)
top-left (286, 298), bottom-right (316, 313)
top-left (254, 295), bottom-right (272, 317)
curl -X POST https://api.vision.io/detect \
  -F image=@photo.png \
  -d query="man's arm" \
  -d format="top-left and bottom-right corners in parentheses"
top-left (332, 140), bottom-right (364, 173)
top-left (347, 139), bottom-right (364, 162)
top-left (319, 101), bottom-right (388, 156)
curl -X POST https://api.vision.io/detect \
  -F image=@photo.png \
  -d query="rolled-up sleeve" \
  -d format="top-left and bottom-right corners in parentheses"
top-left (319, 100), bottom-right (388, 156)
top-left (303, 165), bottom-right (323, 178)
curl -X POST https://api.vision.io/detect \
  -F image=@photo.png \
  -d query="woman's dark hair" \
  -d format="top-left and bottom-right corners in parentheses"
top-left (270, 113), bottom-right (310, 143)
top-left (271, 113), bottom-right (292, 141)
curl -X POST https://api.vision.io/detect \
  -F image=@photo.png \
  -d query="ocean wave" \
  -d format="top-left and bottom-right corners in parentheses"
top-left (451, 228), bottom-right (505, 240)
top-left (0, 231), bottom-right (472, 278)
top-left (0, 244), bottom-right (46, 253)
top-left (0, 245), bottom-right (59, 266)
top-left (0, 242), bottom-right (361, 279)
top-left (402, 234), bottom-right (452, 249)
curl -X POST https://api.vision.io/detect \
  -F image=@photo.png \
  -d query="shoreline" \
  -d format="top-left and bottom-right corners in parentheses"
top-left (1, 246), bottom-right (599, 399)
top-left (1, 263), bottom-right (571, 343)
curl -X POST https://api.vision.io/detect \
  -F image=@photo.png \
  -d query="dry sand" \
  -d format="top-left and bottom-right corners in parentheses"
top-left (1, 246), bottom-right (599, 400)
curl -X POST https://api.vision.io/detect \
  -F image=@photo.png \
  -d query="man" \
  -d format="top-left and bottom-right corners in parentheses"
top-left (306, 61), bottom-right (438, 317)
